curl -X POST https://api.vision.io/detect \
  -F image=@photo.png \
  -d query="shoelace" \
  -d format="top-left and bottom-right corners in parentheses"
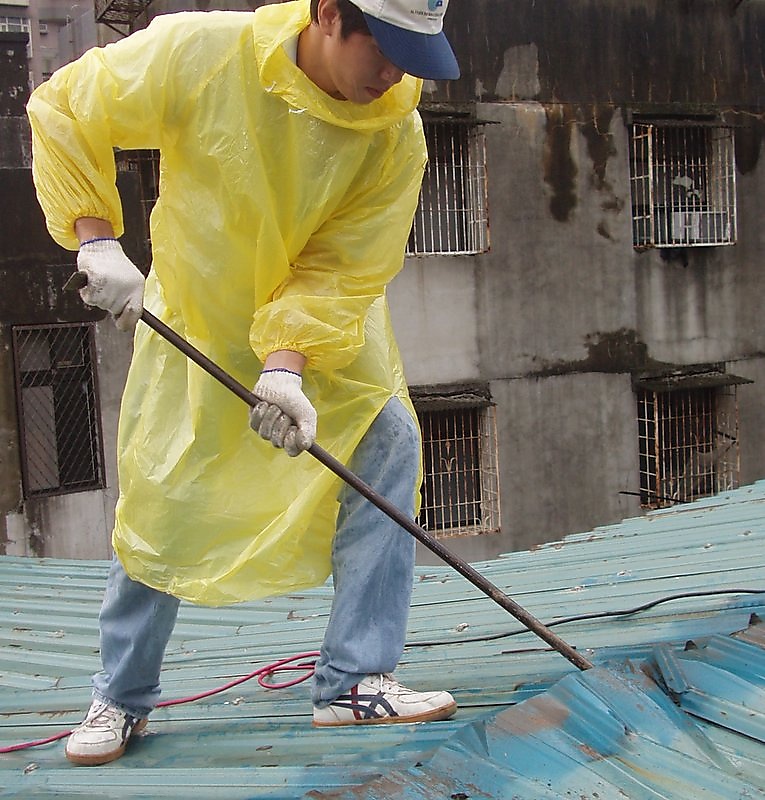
top-left (82, 702), bottom-right (130, 729)
top-left (369, 673), bottom-right (406, 694)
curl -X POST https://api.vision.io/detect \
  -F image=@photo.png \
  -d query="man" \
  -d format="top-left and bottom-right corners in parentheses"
top-left (27, 0), bottom-right (460, 767)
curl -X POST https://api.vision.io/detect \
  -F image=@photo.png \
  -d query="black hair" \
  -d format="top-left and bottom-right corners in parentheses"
top-left (309, 0), bottom-right (371, 38)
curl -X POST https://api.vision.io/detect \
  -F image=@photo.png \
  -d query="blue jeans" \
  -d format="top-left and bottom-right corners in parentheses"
top-left (93, 397), bottom-right (419, 718)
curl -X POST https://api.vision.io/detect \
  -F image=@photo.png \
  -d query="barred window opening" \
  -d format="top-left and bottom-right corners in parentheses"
top-left (416, 405), bottom-right (500, 537)
top-left (630, 120), bottom-right (737, 248)
top-left (636, 385), bottom-right (740, 508)
top-left (407, 120), bottom-right (489, 256)
top-left (12, 324), bottom-right (105, 497)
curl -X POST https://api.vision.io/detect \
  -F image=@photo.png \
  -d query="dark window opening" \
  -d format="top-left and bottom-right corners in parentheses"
top-left (12, 324), bottom-right (106, 497)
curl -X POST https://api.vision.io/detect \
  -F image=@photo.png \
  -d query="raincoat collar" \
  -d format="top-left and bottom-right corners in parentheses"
top-left (254, 0), bottom-right (422, 131)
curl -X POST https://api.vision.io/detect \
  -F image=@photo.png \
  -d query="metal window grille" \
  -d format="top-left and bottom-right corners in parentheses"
top-left (416, 405), bottom-right (500, 537)
top-left (636, 385), bottom-right (740, 508)
top-left (12, 324), bottom-right (105, 497)
top-left (630, 121), bottom-right (737, 248)
top-left (116, 148), bottom-right (160, 247)
top-left (407, 120), bottom-right (490, 256)
top-left (95, 0), bottom-right (152, 37)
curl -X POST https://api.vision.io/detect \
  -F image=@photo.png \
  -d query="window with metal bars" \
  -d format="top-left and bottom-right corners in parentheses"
top-left (636, 383), bottom-right (741, 509)
top-left (629, 120), bottom-right (737, 248)
top-left (415, 404), bottom-right (500, 537)
top-left (12, 324), bottom-right (105, 497)
top-left (407, 119), bottom-right (489, 256)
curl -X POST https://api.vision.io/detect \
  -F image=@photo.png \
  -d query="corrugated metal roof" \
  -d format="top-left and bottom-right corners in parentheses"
top-left (2, 482), bottom-right (765, 798)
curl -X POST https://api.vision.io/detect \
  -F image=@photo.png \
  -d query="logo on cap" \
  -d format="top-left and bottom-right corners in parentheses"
top-left (428, 0), bottom-right (443, 10)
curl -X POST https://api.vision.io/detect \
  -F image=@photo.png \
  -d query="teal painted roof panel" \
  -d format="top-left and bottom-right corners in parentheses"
top-left (2, 482), bottom-right (765, 797)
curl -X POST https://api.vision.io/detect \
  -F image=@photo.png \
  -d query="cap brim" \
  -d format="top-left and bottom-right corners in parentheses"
top-left (362, 13), bottom-right (460, 81)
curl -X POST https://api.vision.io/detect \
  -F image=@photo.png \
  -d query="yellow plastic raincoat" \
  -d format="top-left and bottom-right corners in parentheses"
top-left (27, 1), bottom-right (427, 605)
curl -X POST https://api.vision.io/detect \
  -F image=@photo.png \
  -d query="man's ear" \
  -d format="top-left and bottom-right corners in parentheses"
top-left (316, 0), bottom-right (341, 35)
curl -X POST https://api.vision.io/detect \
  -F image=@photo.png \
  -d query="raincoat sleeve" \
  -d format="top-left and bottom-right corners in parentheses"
top-left (249, 116), bottom-right (427, 374)
top-left (26, 15), bottom-right (213, 250)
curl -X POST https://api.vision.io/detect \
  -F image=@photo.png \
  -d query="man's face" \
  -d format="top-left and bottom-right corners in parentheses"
top-left (323, 28), bottom-right (405, 104)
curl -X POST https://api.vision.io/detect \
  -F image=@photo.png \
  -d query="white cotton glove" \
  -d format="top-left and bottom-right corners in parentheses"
top-left (250, 369), bottom-right (317, 457)
top-left (76, 239), bottom-right (145, 332)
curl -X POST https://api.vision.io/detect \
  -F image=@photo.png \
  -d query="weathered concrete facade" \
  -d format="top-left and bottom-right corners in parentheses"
top-left (2, 1), bottom-right (764, 562)
top-left (391, 0), bottom-right (765, 561)
top-left (0, 32), bottom-right (147, 557)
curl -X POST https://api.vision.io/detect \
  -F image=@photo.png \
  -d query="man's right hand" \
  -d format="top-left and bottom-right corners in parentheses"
top-left (250, 369), bottom-right (317, 457)
top-left (76, 239), bottom-right (145, 332)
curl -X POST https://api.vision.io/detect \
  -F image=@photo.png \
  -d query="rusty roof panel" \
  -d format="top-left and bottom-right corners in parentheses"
top-left (318, 652), bottom-right (765, 800)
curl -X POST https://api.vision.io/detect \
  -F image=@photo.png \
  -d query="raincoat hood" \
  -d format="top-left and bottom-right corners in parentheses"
top-left (255, 1), bottom-right (423, 131)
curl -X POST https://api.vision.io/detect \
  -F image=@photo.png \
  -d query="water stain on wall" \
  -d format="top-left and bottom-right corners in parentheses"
top-left (528, 328), bottom-right (674, 379)
top-left (581, 105), bottom-right (616, 192)
top-left (735, 119), bottom-right (763, 175)
top-left (581, 105), bottom-right (625, 239)
top-left (543, 105), bottom-right (578, 222)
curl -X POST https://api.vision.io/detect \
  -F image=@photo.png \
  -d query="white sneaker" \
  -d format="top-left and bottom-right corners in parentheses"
top-left (65, 700), bottom-right (148, 766)
top-left (312, 673), bottom-right (457, 727)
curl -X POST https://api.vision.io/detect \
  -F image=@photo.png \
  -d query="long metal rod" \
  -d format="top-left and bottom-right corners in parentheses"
top-left (65, 274), bottom-right (592, 670)
top-left (140, 307), bottom-right (592, 671)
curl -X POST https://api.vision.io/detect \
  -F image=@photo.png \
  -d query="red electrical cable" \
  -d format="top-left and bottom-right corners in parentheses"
top-left (0, 651), bottom-right (319, 755)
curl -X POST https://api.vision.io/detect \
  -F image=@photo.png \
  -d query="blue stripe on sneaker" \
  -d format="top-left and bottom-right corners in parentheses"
top-left (331, 689), bottom-right (400, 720)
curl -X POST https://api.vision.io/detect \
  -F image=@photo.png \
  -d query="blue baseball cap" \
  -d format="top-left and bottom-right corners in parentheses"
top-left (353, 0), bottom-right (460, 80)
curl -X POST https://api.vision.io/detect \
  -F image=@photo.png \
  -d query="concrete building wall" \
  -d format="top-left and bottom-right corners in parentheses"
top-left (391, 102), bottom-right (647, 557)
top-left (0, 30), bottom-right (145, 558)
top-left (5, 327), bottom-right (133, 559)
top-left (392, 0), bottom-right (765, 558)
top-left (2, 1), bottom-right (764, 563)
